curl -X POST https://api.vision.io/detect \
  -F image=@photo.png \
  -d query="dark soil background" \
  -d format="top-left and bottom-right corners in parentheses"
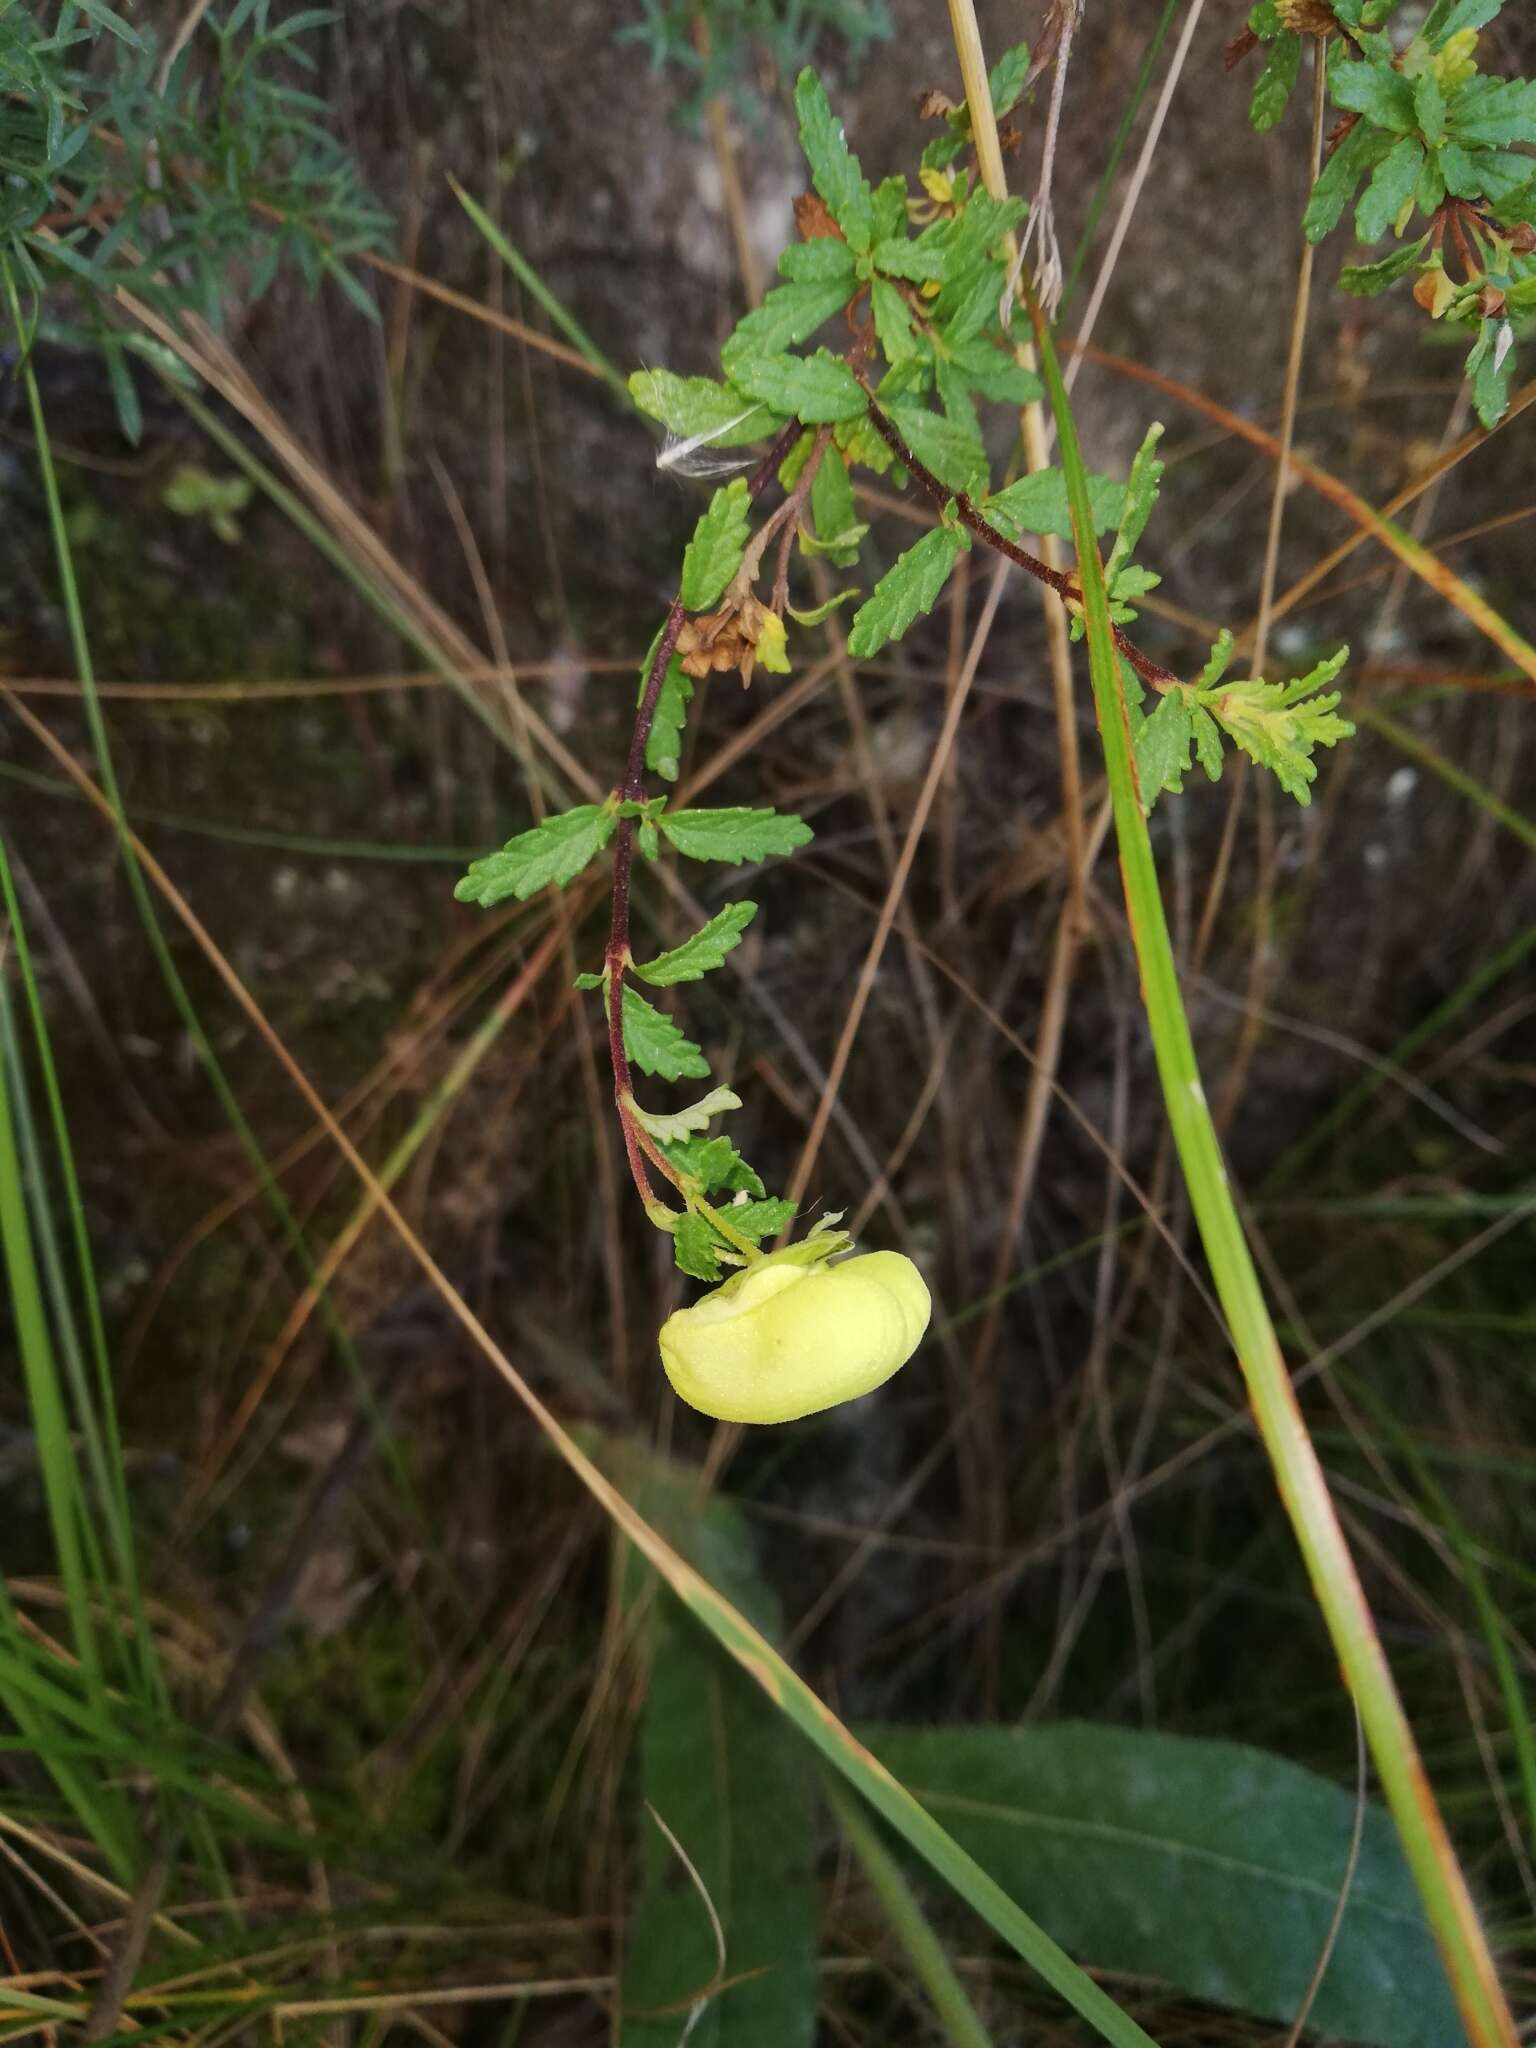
top-left (1, 0), bottom-right (1534, 2035)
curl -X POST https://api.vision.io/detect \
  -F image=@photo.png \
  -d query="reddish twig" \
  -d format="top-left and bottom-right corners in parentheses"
top-left (860, 397), bottom-right (1181, 693)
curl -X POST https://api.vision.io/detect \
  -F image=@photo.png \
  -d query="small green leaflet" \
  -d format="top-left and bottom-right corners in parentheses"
top-left (728, 348), bottom-right (866, 423)
top-left (1465, 316), bottom-right (1514, 430)
top-left (778, 238), bottom-right (857, 285)
top-left (673, 1211), bottom-right (726, 1282)
top-left (885, 401), bottom-right (987, 493)
top-left (985, 467), bottom-right (1126, 541)
top-left (988, 40), bottom-right (1032, 118)
top-left (1329, 55), bottom-right (1417, 135)
top-left (1103, 423), bottom-right (1164, 591)
top-left (632, 901), bottom-right (758, 986)
top-left (681, 478), bottom-right (750, 611)
top-left (870, 277), bottom-right (918, 363)
top-left (1446, 76), bottom-right (1536, 150)
top-left (1304, 123), bottom-right (1394, 242)
top-left (713, 1197), bottom-right (797, 1245)
top-left (661, 1134), bottom-right (765, 1197)
top-left (628, 369), bottom-right (777, 447)
top-left (943, 338), bottom-right (1043, 404)
top-left (793, 68), bottom-right (874, 252)
top-left (622, 985), bottom-right (711, 1082)
top-left (657, 808), bottom-right (814, 864)
top-left (872, 233), bottom-right (949, 283)
top-left (789, 587), bottom-right (862, 624)
top-left (632, 1085), bottom-right (743, 1146)
top-left (1355, 135), bottom-right (1424, 243)
top-left (810, 444), bottom-right (862, 565)
top-left (646, 658), bottom-right (693, 783)
top-left (1250, 29), bottom-right (1301, 133)
top-left (723, 277), bottom-right (854, 368)
top-left (1339, 236), bottom-right (1431, 295)
top-left (1209, 647), bottom-right (1353, 806)
top-left (1135, 690), bottom-right (1203, 806)
top-left (455, 804), bottom-right (614, 906)
top-left (848, 525), bottom-right (967, 659)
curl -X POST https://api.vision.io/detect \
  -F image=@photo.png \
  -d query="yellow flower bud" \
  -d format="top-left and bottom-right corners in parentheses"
top-left (659, 1250), bottom-right (930, 1424)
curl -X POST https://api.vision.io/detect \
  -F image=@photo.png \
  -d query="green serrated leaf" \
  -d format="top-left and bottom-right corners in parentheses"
top-left (455, 804), bottom-right (615, 907)
top-left (628, 369), bottom-right (777, 448)
top-left (1339, 235), bottom-right (1432, 294)
top-left (943, 338), bottom-right (1043, 404)
top-left (986, 468), bottom-right (1125, 541)
top-left (778, 237), bottom-right (858, 285)
top-left (1355, 135), bottom-right (1425, 243)
top-left (1103, 423), bottom-right (1164, 590)
top-left (870, 277), bottom-right (918, 364)
top-left (1446, 76), bottom-right (1536, 150)
top-left (711, 1196), bottom-right (798, 1245)
top-left (793, 68), bottom-right (874, 251)
top-left (1134, 689), bottom-right (1193, 810)
top-left (622, 986), bottom-right (711, 1082)
top-left (988, 40), bottom-right (1033, 118)
top-left (1465, 316), bottom-right (1514, 428)
top-left (1190, 702), bottom-right (1225, 782)
top-left (885, 401), bottom-right (987, 494)
top-left (1304, 122), bottom-right (1395, 242)
top-left (872, 233), bottom-right (948, 283)
top-left (632, 1085), bottom-right (743, 1146)
top-left (809, 443), bottom-right (860, 570)
top-left (1203, 647), bottom-right (1353, 805)
top-left (681, 479), bottom-right (751, 611)
top-left (1329, 55), bottom-right (1417, 133)
top-left (1250, 31), bottom-right (1302, 133)
top-left (727, 348), bottom-right (867, 424)
top-left (846, 526), bottom-right (966, 659)
top-left (661, 1135), bottom-right (765, 1198)
top-left (658, 808), bottom-right (814, 865)
top-left (632, 901), bottom-right (759, 986)
top-left (723, 278), bottom-right (854, 371)
top-left (672, 1210), bottom-right (724, 1282)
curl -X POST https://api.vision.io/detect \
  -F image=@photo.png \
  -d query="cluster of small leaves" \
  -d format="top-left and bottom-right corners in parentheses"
top-left (616, 0), bottom-right (890, 127)
top-left (1131, 635), bottom-right (1353, 809)
top-left (3, 0), bottom-right (390, 443)
top-left (1245, 0), bottom-right (1535, 426)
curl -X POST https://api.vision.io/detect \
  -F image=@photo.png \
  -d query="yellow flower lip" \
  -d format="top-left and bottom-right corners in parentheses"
top-left (659, 1249), bottom-right (931, 1425)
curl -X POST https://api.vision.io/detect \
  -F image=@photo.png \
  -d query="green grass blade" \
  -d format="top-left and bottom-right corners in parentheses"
top-left (448, 176), bottom-right (628, 397)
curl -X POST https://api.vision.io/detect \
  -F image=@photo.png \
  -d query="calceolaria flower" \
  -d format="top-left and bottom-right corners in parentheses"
top-left (659, 1248), bottom-right (931, 1425)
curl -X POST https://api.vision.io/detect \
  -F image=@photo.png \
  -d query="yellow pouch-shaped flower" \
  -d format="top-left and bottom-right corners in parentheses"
top-left (659, 1249), bottom-right (930, 1424)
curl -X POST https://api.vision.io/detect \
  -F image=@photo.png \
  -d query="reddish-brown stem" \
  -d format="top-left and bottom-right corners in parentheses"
top-left (860, 397), bottom-right (1182, 693)
top-left (602, 437), bottom-right (800, 1215)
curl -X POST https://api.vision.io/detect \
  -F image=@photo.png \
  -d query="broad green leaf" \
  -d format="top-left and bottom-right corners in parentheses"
top-left (1412, 68), bottom-right (1447, 145)
top-left (847, 526), bottom-right (966, 659)
top-left (1328, 55), bottom-right (1417, 133)
top-left (1304, 123), bottom-right (1394, 242)
top-left (793, 67), bottom-right (874, 251)
top-left (632, 902), bottom-right (759, 986)
top-left (723, 278), bottom-right (854, 369)
top-left (861, 1723), bottom-right (1464, 2048)
top-left (629, 370), bottom-right (778, 448)
top-left (616, 1451), bottom-right (817, 2048)
top-left (1438, 140), bottom-right (1534, 203)
top-left (658, 808), bottom-right (813, 865)
top-left (631, 1085), bottom-right (742, 1146)
top-left (1355, 135), bottom-right (1425, 244)
top-left (455, 805), bottom-right (614, 906)
top-left (988, 39), bottom-right (1032, 118)
top-left (727, 348), bottom-right (866, 423)
top-left (1250, 30), bottom-right (1301, 133)
top-left (682, 479), bottom-right (751, 611)
top-left (622, 986), bottom-right (711, 1082)
top-left (885, 402), bottom-right (986, 494)
top-left (778, 238), bottom-right (857, 285)
top-left (986, 468), bottom-right (1125, 542)
top-left (709, 1196), bottom-right (797, 1245)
